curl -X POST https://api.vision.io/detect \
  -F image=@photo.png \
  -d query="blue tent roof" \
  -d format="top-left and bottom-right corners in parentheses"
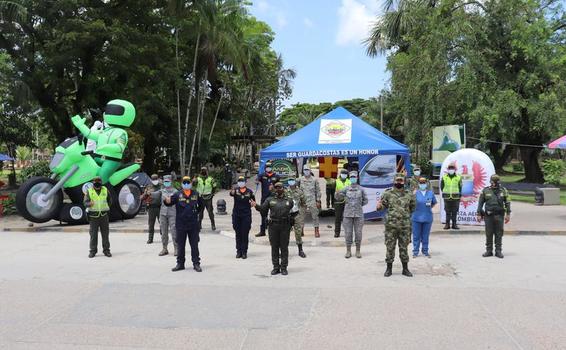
top-left (260, 107), bottom-right (409, 160)
top-left (0, 153), bottom-right (14, 161)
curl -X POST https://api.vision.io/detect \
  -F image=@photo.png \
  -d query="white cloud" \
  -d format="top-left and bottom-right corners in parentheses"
top-left (303, 17), bottom-right (314, 28)
top-left (336, 0), bottom-right (380, 46)
top-left (276, 13), bottom-right (288, 28)
top-left (257, 0), bottom-right (269, 12)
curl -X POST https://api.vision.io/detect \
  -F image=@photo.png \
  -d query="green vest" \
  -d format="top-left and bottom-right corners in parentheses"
top-left (442, 174), bottom-right (461, 199)
top-left (197, 176), bottom-right (215, 196)
top-left (335, 178), bottom-right (351, 191)
top-left (88, 187), bottom-right (110, 212)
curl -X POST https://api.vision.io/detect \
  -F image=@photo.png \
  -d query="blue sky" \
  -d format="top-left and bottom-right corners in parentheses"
top-left (248, 0), bottom-right (389, 107)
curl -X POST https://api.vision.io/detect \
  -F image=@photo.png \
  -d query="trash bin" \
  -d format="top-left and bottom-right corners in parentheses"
top-left (534, 187), bottom-right (560, 206)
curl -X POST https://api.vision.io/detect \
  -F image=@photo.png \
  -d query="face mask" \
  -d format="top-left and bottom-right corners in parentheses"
top-left (93, 182), bottom-right (102, 189)
top-left (448, 169), bottom-right (455, 175)
top-left (201, 172), bottom-right (207, 176)
top-left (275, 188), bottom-right (284, 195)
top-left (491, 181), bottom-right (499, 187)
top-left (394, 183), bottom-right (404, 189)
top-left (151, 180), bottom-right (159, 186)
top-left (182, 183), bottom-right (192, 190)
top-left (265, 167), bottom-right (272, 173)
top-left (350, 178), bottom-right (358, 184)
top-left (163, 181), bottom-right (172, 187)
top-left (414, 170), bottom-right (421, 176)
top-left (340, 174), bottom-right (347, 180)
top-left (419, 184), bottom-right (427, 191)
top-left (238, 181), bottom-right (246, 188)
top-left (304, 170), bottom-right (310, 176)
top-left (288, 180), bottom-right (296, 186)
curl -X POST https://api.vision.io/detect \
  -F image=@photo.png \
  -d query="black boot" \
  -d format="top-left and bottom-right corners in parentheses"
top-left (281, 267), bottom-right (288, 276)
top-left (495, 251), bottom-right (504, 259)
top-left (171, 264), bottom-right (185, 272)
top-left (193, 264), bottom-right (202, 272)
top-left (384, 263), bottom-right (392, 277)
top-left (271, 267), bottom-right (281, 275)
top-left (402, 262), bottom-right (413, 277)
top-left (443, 219), bottom-right (451, 230)
top-left (298, 244), bottom-right (306, 258)
top-left (147, 234), bottom-right (154, 244)
top-left (452, 224), bottom-right (460, 230)
top-left (255, 231), bottom-right (266, 237)
top-left (482, 251), bottom-right (493, 257)
top-left (242, 252), bottom-right (247, 259)
top-left (236, 252), bottom-right (242, 259)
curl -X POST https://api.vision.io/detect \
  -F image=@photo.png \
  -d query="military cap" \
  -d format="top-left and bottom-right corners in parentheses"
top-left (418, 177), bottom-right (428, 183)
top-left (394, 173), bottom-right (405, 181)
top-left (303, 164), bottom-right (311, 170)
top-left (266, 161), bottom-right (273, 167)
top-left (200, 166), bottom-right (208, 171)
top-left (274, 182), bottom-right (284, 188)
top-left (413, 165), bottom-right (421, 171)
top-left (340, 168), bottom-right (348, 174)
top-left (151, 174), bottom-right (159, 180)
top-left (238, 175), bottom-right (245, 181)
top-left (349, 171), bottom-right (358, 177)
top-left (93, 176), bottom-right (102, 182)
top-left (490, 174), bottom-right (500, 182)
top-left (182, 176), bottom-right (191, 182)
top-left (163, 175), bottom-right (172, 181)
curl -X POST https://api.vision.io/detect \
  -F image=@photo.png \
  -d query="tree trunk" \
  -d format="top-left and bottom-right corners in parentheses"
top-left (207, 95), bottom-right (224, 142)
top-left (489, 143), bottom-right (514, 173)
top-left (174, 29), bottom-right (184, 176)
top-left (519, 147), bottom-right (544, 183)
top-left (181, 32), bottom-right (200, 176)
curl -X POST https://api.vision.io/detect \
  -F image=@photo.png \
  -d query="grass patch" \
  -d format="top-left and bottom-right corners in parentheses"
top-left (511, 191), bottom-right (566, 205)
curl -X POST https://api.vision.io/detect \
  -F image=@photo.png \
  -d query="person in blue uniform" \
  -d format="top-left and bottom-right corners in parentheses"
top-left (255, 161), bottom-right (280, 237)
top-left (230, 175), bottom-right (255, 259)
top-left (411, 177), bottom-right (437, 257)
top-left (165, 176), bottom-right (204, 272)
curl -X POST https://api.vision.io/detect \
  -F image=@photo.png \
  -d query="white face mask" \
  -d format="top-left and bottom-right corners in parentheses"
top-left (237, 181), bottom-right (246, 188)
top-left (265, 167), bottom-right (272, 173)
top-left (304, 170), bottom-right (310, 176)
top-left (340, 174), bottom-right (347, 179)
top-left (151, 180), bottom-right (159, 186)
top-left (448, 169), bottom-right (455, 175)
top-left (414, 170), bottom-right (421, 176)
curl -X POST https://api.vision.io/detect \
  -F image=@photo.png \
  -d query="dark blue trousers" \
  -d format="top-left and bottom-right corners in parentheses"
top-left (233, 214), bottom-right (251, 254)
top-left (176, 224), bottom-right (200, 266)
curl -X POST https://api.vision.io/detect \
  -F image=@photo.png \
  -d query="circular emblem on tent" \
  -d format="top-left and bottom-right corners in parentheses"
top-left (321, 121), bottom-right (350, 138)
top-left (70, 206), bottom-right (83, 220)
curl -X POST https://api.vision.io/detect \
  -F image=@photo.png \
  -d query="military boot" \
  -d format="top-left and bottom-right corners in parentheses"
top-left (384, 263), bottom-right (392, 277)
top-left (452, 224), bottom-right (460, 230)
top-left (171, 264), bottom-right (185, 272)
top-left (147, 234), bottom-right (154, 244)
top-left (495, 251), bottom-right (504, 259)
top-left (482, 251), bottom-right (493, 257)
top-left (211, 218), bottom-right (216, 231)
top-left (402, 262), bottom-right (413, 277)
top-left (355, 243), bottom-right (362, 258)
top-left (443, 220), bottom-right (451, 230)
top-left (298, 244), bottom-right (306, 258)
top-left (314, 227), bottom-right (320, 238)
top-left (345, 245), bottom-right (352, 259)
top-left (158, 248), bottom-right (168, 256)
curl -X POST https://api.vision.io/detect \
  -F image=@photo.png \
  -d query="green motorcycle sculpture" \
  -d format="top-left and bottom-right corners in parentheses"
top-left (16, 99), bottom-right (142, 224)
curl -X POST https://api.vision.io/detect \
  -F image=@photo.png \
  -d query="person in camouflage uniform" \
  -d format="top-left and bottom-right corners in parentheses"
top-left (298, 164), bottom-right (322, 237)
top-left (335, 171), bottom-right (368, 259)
top-left (477, 174), bottom-right (511, 259)
top-left (377, 173), bottom-right (416, 277)
top-left (159, 175), bottom-right (177, 256)
top-left (408, 166), bottom-right (430, 193)
top-left (286, 177), bottom-right (307, 258)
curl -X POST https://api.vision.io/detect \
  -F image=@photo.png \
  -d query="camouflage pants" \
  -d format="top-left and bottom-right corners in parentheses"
top-left (305, 203), bottom-right (319, 227)
top-left (292, 210), bottom-right (305, 245)
top-left (385, 225), bottom-right (411, 263)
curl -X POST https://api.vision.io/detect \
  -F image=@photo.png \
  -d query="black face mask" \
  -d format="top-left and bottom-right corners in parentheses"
top-left (201, 172), bottom-right (207, 176)
top-left (394, 183), bottom-right (404, 189)
top-left (93, 182), bottom-right (102, 189)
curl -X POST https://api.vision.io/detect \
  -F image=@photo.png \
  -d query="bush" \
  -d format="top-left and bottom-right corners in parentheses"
top-left (0, 193), bottom-right (16, 215)
top-left (512, 163), bottom-right (524, 172)
top-left (19, 160), bottom-right (51, 183)
top-left (542, 159), bottom-right (565, 186)
top-left (415, 158), bottom-right (433, 177)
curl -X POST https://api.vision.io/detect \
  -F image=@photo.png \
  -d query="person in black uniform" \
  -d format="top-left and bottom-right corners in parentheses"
top-left (230, 175), bottom-right (255, 259)
top-left (255, 161), bottom-right (280, 237)
top-left (165, 176), bottom-right (204, 272)
top-left (253, 182), bottom-right (294, 276)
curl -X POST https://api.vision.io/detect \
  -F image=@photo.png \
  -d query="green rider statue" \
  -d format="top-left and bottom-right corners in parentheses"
top-left (71, 99), bottom-right (136, 184)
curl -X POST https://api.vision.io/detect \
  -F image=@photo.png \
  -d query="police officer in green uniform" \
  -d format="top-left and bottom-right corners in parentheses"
top-left (334, 169), bottom-right (351, 238)
top-left (440, 163), bottom-right (462, 230)
top-left (197, 166), bottom-right (218, 231)
top-left (477, 174), bottom-right (511, 259)
top-left (141, 174), bottom-right (161, 244)
top-left (253, 182), bottom-right (294, 276)
top-left (84, 176), bottom-right (113, 258)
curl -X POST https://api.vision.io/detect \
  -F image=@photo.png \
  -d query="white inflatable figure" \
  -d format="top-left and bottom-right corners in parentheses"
top-left (85, 120), bottom-right (104, 152)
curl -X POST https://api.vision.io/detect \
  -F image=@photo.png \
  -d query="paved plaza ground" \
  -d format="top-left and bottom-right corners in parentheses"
top-left (1, 186), bottom-right (566, 349)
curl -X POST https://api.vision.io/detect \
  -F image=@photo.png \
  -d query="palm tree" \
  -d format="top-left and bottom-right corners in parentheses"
top-left (364, 0), bottom-right (437, 56)
top-left (0, 1), bottom-right (27, 23)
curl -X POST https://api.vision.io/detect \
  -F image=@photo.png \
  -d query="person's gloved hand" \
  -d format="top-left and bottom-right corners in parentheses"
top-left (71, 115), bottom-right (86, 127)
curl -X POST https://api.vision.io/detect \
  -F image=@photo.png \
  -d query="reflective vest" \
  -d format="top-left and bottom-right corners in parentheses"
top-left (335, 178), bottom-right (351, 191)
top-left (442, 174), bottom-right (461, 199)
top-left (88, 187), bottom-right (110, 212)
top-left (197, 176), bottom-right (215, 196)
